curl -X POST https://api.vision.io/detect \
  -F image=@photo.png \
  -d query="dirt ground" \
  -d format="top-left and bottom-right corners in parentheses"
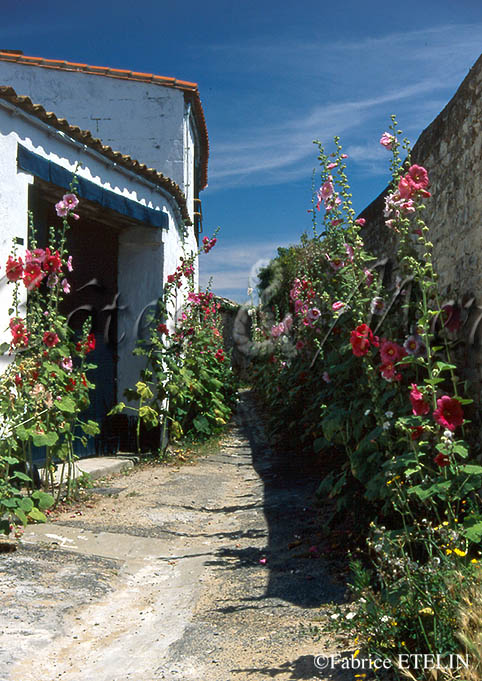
top-left (0, 391), bottom-right (356, 681)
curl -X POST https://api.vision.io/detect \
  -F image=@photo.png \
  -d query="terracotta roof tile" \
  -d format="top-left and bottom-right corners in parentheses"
top-left (0, 51), bottom-right (209, 189)
top-left (0, 85), bottom-right (192, 225)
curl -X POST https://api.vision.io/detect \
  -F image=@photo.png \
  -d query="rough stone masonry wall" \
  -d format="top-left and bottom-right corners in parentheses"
top-left (360, 53), bottom-right (482, 402)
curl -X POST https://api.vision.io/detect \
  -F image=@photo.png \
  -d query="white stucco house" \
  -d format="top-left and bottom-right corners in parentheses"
top-left (0, 51), bottom-right (209, 451)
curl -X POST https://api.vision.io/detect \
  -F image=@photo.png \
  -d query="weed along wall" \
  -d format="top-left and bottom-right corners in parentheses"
top-left (360, 53), bottom-right (482, 407)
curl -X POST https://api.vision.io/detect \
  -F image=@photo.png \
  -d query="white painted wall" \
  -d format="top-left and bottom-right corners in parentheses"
top-left (0, 62), bottom-right (192, 198)
top-left (0, 101), bottom-right (193, 401)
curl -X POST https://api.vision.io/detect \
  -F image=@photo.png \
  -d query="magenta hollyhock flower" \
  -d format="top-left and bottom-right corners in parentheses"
top-left (380, 132), bottom-right (396, 150)
top-left (259, 557), bottom-right (267, 565)
top-left (306, 307), bottom-right (321, 323)
top-left (66, 255), bottom-right (73, 272)
top-left (409, 384), bottom-right (430, 416)
top-left (332, 301), bottom-right (345, 312)
top-left (61, 278), bottom-right (71, 294)
top-left (295, 340), bottom-right (305, 351)
top-left (433, 396), bottom-right (464, 431)
top-left (354, 218), bottom-right (366, 226)
top-left (380, 339), bottom-right (405, 364)
top-left (345, 244), bottom-right (354, 262)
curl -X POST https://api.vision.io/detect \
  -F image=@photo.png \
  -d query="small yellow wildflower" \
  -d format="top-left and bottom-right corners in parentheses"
top-left (418, 607), bottom-right (434, 616)
top-left (354, 649), bottom-right (360, 658)
top-left (471, 558), bottom-right (478, 564)
top-left (454, 548), bottom-right (467, 557)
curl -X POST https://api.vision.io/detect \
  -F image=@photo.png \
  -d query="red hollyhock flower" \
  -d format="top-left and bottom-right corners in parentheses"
top-left (434, 452), bottom-right (450, 467)
top-left (86, 333), bottom-right (96, 353)
top-left (6, 256), bottom-right (23, 282)
top-left (42, 248), bottom-right (62, 273)
top-left (409, 383), bottom-right (431, 416)
top-left (157, 323), bottom-right (169, 335)
top-left (23, 262), bottom-right (44, 290)
top-left (433, 395), bottom-right (464, 431)
top-left (215, 348), bottom-right (225, 361)
top-left (410, 426), bottom-right (424, 441)
top-left (43, 331), bottom-right (60, 348)
top-left (10, 319), bottom-right (29, 347)
top-left (350, 323), bottom-right (379, 357)
top-left (65, 378), bottom-right (76, 392)
top-left (14, 374), bottom-right (23, 387)
top-left (407, 164), bottom-right (429, 190)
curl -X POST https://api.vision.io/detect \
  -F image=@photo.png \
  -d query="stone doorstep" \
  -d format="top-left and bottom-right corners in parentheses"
top-left (39, 456), bottom-right (136, 486)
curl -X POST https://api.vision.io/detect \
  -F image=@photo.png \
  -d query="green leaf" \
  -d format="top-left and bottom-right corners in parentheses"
top-left (11, 471), bottom-right (32, 482)
top-left (80, 420), bottom-right (100, 436)
top-left (27, 507), bottom-right (47, 522)
top-left (458, 464), bottom-right (482, 476)
top-left (0, 342), bottom-right (10, 355)
top-left (31, 491), bottom-right (54, 510)
top-left (135, 381), bottom-right (154, 400)
top-left (18, 497), bottom-right (34, 513)
top-left (14, 508), bottom-right (28, 525)
top-left (57, 397), bottom-right (76, 414)
top-left (32, 431), bottom-right (59, 447)
top-left (192, 415), bottom-right (210, 435)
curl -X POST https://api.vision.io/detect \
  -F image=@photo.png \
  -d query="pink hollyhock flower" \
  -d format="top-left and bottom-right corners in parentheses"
top-left (61, 357), bottom-right (73, 373)
top-left (67, 255), bottom-right (73, 272)
top-left (331, 219), bottom-right (343, 227)
top-left (327, 162), bottom-right (337, 169)
top-left (25, 248), bottom-right (46, 265)
top-left (370, 297), bottom-right (385, 315)
top-left (325, 253), bottom-right (344, 271)
top-left (55, 200), bottom-right (69, 217)
top-left (380, 362), bottom-right (401, 382)
top-left (341, 153), bottom-right (348, 159)
top-left (434, 452), bottom-right (450, 467)
top-left (259, 557), bottom-right (267, 565)
top-left (409, 384), bottom-right (430, 416)
top-left (295, 340), bottom-right (305, 351)
top-left (320, 180), bottom-right (334, 201)
top-left (407, 165), bottom-right (429, 190)
top-left (294, 299), bottom-right (307, 315)
top-left (380, 339), bottom-right (406, 364)
top-left (398, 175), bottom-right (415, 200)
top-left (322, 371), bottom-right (331, 383)
top-left (6, 255), bottom-right (23, 282)
top-left (46, 274), bottom-right (58, 289)
top-left (433, 395), bottom-right (464, 431)
top-left (363, 269), bottom-right (374, 286)
top-left (63, 193), bottom-right (79, 210)
top-left (187, 291), bottom-right (201, 305)
top-left (43, 331), bottom-right (60, 348)
top-left (61, 278), bottom-right (71, 294)
top-left (270, 323), bottom-right (285, 339)
top-left (345, 244), bottom-right (354, 262)
top-left (354, 218), bottom-right (366, 226)
top-left (307, 307), bottom-right (321, 323)
top-left (404, 334), bottom-right (424, 356)
top-left (380, 132), bottom-right (396, 150)
top-left (332, 301), bottom-right (345, 312)
top-left (283, 314), bottom-right (293, 331)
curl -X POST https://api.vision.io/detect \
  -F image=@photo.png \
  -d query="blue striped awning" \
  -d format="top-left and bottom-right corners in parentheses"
top-left (17, 144), bottom-right (168, 229)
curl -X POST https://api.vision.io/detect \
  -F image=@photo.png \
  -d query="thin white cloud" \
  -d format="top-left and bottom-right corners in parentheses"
top-left (205, 24), bottom-right (482, 191)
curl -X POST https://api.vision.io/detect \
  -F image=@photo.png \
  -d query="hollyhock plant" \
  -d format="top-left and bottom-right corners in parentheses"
top-left (380, 131), bottom-right (396, 149)
top-left (433, 396), bottom-right (464, 431)
top-left (380, 362), bottom-right (401, 382)
top-left (350, 324), bottom-right (379, 357)
top-left (43, 331), bottom-right (60, 348)
top-left (380, 339), bottom-right (406, 365)
top-left (5, 255), bottom-right (23, 282)
top-left (409, 384), bottom-right (431, 416)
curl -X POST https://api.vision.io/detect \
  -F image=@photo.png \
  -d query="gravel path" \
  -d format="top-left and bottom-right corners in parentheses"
top-left (0, 391), bottom-right (352, 681)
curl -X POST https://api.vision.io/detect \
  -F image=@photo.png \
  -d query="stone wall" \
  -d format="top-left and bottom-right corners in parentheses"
top-left (359, 53), bottom-right (482, 402)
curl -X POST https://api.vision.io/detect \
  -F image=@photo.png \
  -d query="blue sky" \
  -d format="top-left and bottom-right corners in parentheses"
top-left (2, 1), bottom-right (482, 302)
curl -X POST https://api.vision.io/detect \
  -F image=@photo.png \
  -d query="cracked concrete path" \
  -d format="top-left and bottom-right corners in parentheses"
top-left (0, 391), bottom-right (349, 681)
